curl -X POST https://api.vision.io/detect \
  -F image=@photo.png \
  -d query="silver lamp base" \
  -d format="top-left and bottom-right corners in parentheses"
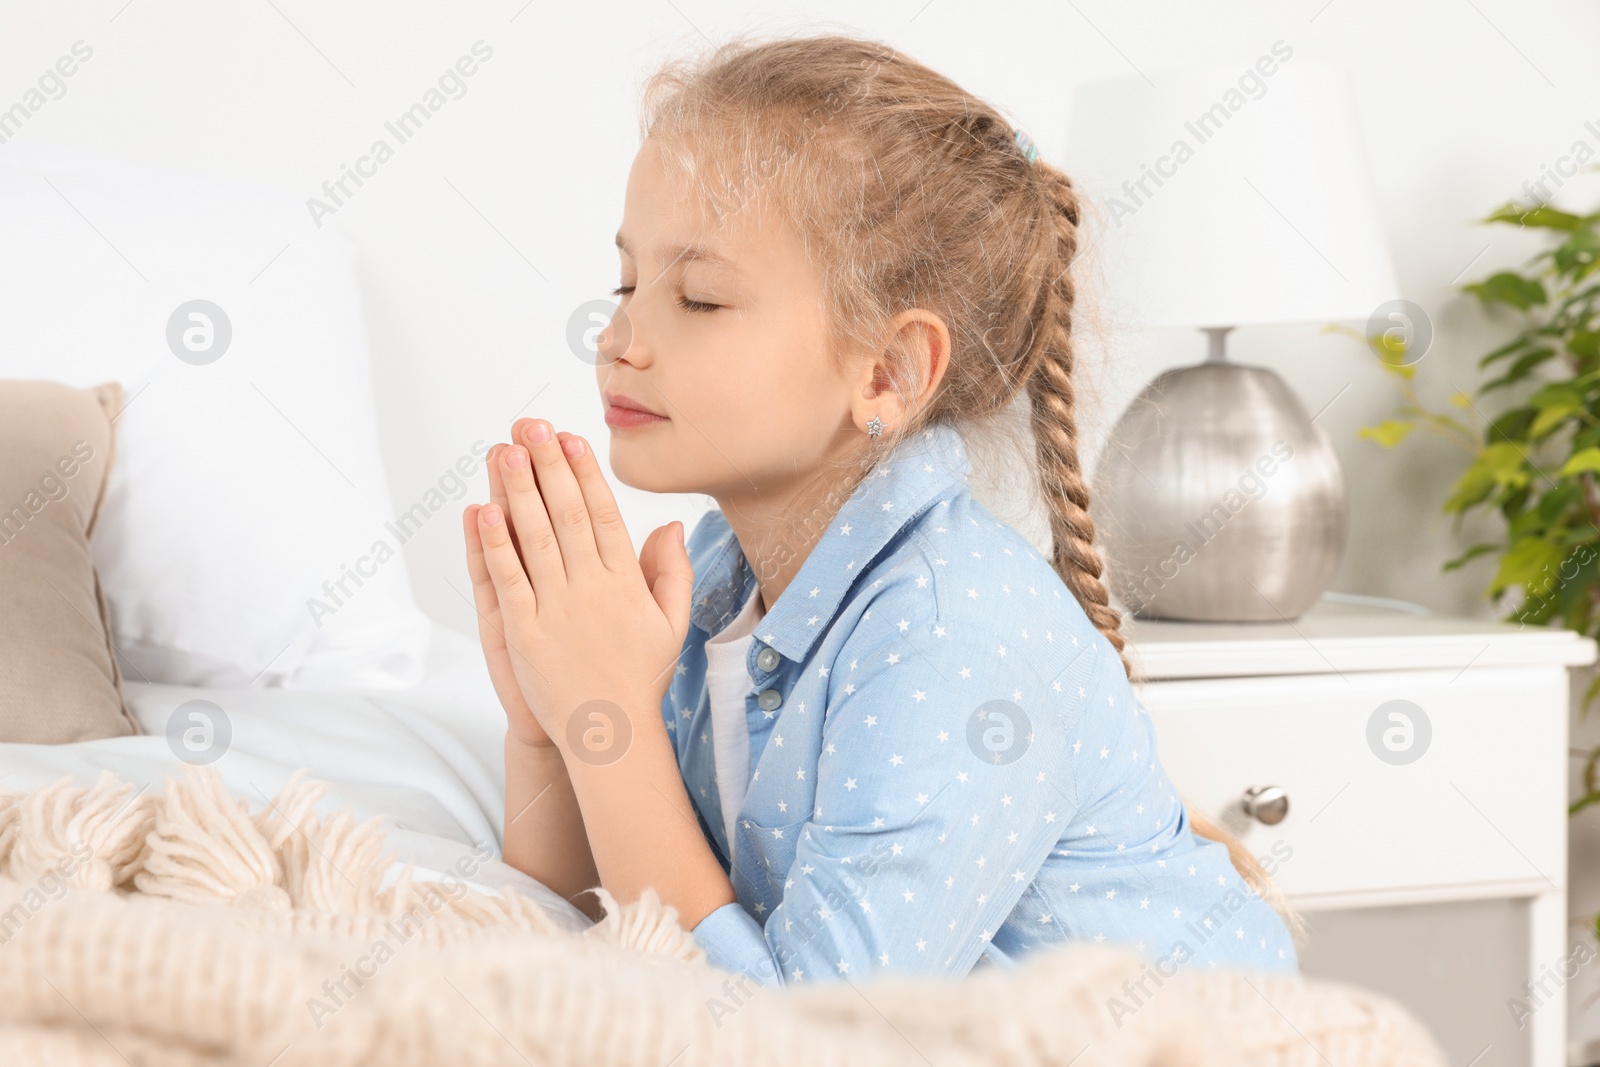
top-left (1091, 329), bottom-right (1346, 622)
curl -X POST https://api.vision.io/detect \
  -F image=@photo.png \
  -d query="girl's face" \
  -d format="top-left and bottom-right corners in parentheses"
top-left (598, 138), bottom-right (861, 501)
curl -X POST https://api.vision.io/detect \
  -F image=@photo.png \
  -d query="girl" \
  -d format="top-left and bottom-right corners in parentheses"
top-left (463, 33), bottom-right (1301, 988)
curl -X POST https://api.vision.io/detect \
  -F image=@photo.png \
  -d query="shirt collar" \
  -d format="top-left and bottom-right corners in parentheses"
top-left (689, 422), bottom-right (972, 664)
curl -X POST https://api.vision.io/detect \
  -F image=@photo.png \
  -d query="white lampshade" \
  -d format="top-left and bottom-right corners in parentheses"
top-left (1064, 62), bottom-right (1399, 329)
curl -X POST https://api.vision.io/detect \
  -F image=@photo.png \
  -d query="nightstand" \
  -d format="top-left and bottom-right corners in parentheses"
top-left (1126, 600), bottom-right (1597, 1067)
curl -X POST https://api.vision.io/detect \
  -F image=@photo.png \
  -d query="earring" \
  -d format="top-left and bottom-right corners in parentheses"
top-left (866, 416), bottom-right (884, 439)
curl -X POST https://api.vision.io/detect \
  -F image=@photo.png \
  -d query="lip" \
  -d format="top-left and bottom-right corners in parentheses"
top-left (603, 392), bottom-right (669, 429)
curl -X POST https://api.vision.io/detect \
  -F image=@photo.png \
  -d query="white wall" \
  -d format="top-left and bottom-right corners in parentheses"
top-left (9, 0), bottom-right (1600, 1053)
top-left (8, 0), bottom-right (1599, 630)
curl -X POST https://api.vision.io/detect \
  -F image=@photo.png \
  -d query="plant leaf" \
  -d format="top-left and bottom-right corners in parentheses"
top-left (1489, 536), bottom-right (1565, 596)
top-left (1555, 227), bottom-right (1600, 280)
top-left (1560, 448), bottom-right (1600, 476)
top-left (1442, 465), bottom-right (1496, 513)
top-left (1485, 203), bottom-right (1586, 231)
top-left (1570, 328), bottom-right (1600, 361)
top-left (1481, 347), bottom-right (1557, 391)
top-left (1359, 420), bottom-right (1415, 448)
top-left (1464, 271), bottom-right (1548, 310)
top-left (1442, 543), bottom-right (1500, 572)
top-left (1477, 334), bottom-right (1539, 369)
top-left (1443, 442), bottom-right (1528, 513)
top-left (1530, 402), bottom-right (1581, 439)
top-left (1486, 406), bottom-right (1537, 443)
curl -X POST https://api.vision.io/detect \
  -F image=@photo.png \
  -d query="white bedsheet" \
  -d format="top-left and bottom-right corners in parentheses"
top-left (0, 624), bottom-right (592, 933)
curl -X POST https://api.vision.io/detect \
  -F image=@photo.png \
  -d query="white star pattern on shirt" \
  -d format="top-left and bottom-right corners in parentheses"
top-left (669, 423), bottom-right (1298, 989)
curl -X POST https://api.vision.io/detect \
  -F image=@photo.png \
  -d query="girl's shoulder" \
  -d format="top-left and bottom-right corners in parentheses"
top-left (827, 487), bottom-right (1131, 722)
top-left (862, 488), bottom-right (1111, 662)
top-left (811, 487), bottom-right (1146, 792)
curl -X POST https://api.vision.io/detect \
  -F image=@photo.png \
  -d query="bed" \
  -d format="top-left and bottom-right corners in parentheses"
top-left (0, 621), bottom-right (591, 934)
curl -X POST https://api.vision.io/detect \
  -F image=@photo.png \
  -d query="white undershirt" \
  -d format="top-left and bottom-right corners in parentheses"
top-left (703, 588), bottom-right (766, 849)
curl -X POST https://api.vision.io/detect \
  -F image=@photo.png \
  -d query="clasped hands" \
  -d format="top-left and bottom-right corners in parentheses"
top-left (462, 418), bottom-right (692, 754)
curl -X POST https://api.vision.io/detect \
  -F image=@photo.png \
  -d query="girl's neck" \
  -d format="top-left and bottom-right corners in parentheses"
top-left (715, 455), bottom-right (873, 615)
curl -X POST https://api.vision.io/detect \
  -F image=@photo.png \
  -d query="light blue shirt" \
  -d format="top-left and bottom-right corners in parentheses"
top-left (664, 422), bottom-right (1299, 986)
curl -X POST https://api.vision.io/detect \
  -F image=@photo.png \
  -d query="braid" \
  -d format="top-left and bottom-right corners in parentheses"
top-left (1024, 163), bottom-right (1134, 682)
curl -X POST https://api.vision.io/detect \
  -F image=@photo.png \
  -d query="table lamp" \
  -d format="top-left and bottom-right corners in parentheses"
top-left (1064, 62), bottom-right (1400, 621)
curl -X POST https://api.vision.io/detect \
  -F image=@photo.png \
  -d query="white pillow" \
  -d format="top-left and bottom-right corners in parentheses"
top-left (0, 142), bottom-right (432, 688)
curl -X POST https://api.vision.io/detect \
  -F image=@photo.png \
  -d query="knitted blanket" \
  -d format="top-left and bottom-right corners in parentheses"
top-left (0, 767), bottom-right (1448, 1066)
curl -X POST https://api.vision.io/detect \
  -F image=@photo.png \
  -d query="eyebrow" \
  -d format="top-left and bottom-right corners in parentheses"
top-left (614, 232), bottom-right (736, 270)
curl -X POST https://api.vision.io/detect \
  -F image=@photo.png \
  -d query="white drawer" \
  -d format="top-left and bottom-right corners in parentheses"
top-left (1135, 664), bottom-right (1568, 906)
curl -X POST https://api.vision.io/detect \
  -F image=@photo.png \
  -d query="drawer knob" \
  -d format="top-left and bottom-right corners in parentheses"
top-left (1241, 785), bottom-right (1290, 826)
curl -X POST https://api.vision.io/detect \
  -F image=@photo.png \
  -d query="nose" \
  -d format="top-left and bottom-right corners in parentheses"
top-left (596, 302), bottom-right (641, 368)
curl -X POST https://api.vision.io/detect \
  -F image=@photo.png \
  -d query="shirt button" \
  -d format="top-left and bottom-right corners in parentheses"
top-left (756, 689), bottom-right (782, 712)
top-left (756, 646), bottom-right (780, 672)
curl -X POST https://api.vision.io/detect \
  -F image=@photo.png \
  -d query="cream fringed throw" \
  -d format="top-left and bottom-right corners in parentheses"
top-left (0, 768), bottom-right (1447, 1067)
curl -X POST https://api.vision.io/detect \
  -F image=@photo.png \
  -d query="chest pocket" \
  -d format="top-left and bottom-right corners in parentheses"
top-left (731, 812), bottom-right (809, 916)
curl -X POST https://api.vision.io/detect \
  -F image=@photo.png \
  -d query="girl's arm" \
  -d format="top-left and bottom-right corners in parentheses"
top-left (503, 735), bottom-right (604, 922)
top-left (553, 698), bottom-right (736, 929)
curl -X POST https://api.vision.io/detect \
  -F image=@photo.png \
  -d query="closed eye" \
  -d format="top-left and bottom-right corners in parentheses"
top-left (610, 285), bottom-right (720, 313)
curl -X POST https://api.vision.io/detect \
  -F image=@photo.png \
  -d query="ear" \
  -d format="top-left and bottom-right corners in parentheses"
top-left (851, 308), bottom-right (952, 436)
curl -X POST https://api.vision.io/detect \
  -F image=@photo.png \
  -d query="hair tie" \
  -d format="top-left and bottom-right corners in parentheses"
top-left (1013, 127), bottom-right (1040, 164)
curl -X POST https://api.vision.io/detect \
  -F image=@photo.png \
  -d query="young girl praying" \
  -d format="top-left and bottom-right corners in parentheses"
top-left (462, 33), bottom-right (1301, 988)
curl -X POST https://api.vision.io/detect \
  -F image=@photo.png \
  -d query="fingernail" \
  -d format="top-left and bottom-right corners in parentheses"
top-left (527, 422), bottom-right (552, 444)
top-left (504, 446), bottom-right (528, 469)
top-left (674, 522), bottom-right (684, 545)
top-left (562, 436), bottom-right (586, 457)
top-left (482, 505), bottom-right (502, 526)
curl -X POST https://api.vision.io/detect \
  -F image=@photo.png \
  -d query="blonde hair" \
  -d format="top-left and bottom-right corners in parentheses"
top-left (638, 32), bottom-right (1301, 941)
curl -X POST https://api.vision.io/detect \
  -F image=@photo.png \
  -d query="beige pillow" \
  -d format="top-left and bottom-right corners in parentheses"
top-left (0, 380), bottom-right (139, 743)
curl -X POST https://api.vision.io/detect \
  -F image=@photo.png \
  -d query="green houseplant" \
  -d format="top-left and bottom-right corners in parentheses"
top-left (1352, 191), bottom-right (1600, 818)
